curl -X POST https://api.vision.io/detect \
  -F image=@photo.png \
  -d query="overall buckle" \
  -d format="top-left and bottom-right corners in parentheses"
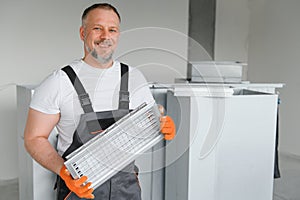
top-left (79, 93), bottom-right (92, 107)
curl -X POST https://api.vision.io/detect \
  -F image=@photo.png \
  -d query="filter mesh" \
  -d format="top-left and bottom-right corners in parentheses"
top-left (64, 102), bottom-right (163, 189)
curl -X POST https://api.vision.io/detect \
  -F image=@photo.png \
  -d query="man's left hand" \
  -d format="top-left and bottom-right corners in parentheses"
top-left (160, 116), bottom-right (176, 140)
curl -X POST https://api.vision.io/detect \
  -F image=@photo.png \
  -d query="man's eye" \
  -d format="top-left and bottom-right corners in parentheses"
top-left (109, 29), bottom-right (117, 33)
top-left (94, 27), bottom-right (101, 31)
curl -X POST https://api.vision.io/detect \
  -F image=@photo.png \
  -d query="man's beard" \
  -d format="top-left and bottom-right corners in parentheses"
top-left (90, 48), bottom-right (113, 64)
top-left (86, 40), bottom-right (114, 64)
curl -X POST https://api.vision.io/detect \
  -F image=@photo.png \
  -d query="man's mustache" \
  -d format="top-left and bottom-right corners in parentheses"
top-left (95, 39), bottom-right (113, 46)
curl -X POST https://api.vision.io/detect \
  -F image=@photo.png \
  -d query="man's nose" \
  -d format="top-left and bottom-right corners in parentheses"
top-left (100, 29), bottom-right (110, 39)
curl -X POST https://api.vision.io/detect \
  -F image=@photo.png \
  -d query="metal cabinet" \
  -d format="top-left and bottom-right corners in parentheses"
top-left (165, 84), bottom-right (279, 200)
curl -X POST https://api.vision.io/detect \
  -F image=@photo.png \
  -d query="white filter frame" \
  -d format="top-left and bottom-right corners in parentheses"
top-left (64, 102), bottom-right (163, 189)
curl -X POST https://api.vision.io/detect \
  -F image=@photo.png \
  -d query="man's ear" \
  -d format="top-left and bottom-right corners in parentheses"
top-left (79, 26), bottom-right (85, 41)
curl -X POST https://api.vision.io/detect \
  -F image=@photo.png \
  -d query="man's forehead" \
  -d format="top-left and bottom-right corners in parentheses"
top-left (86, 8), bottom-right (120, 23)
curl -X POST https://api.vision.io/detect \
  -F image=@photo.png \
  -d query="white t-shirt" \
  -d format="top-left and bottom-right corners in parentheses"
top-left (30, 59), bottom-right (154, 155)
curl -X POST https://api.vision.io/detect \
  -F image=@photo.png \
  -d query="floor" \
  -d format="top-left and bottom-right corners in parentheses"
top-left (273, 153), bottom-right (300, 200)
top-left (1, 153), bottom-right (299, 200)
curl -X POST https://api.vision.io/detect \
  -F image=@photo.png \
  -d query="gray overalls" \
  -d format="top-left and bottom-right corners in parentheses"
top-left (56, 64), bottom-right (141, 200)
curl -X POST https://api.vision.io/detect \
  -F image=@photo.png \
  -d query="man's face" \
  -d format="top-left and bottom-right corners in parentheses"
top-left (80, 8), bottom-right (120, 64)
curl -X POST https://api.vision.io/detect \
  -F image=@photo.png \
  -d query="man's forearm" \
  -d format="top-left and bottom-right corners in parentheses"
top-left (25, 136), bottom-right (64, 175)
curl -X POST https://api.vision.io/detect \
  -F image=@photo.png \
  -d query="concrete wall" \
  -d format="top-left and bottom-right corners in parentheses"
top-left (188, 0), bottom-right (216, 61)
top-left (215, 0), bottom-right (250, 63)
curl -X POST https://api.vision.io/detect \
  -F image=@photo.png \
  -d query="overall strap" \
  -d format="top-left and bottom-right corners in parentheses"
top-left (61, 66), bottom-right (94, 113)
top-left (119, 63), bottom-right (130, 110)
top-left (62, 63), bottom-right (129, 112)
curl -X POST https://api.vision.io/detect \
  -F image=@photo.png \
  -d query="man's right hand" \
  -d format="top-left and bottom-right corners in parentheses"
top-left (60, 165), bottom-right (95, 199)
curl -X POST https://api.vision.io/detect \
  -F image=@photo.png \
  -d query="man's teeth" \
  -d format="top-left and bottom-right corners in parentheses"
top-left (96, 43), bottom-right (111, 47)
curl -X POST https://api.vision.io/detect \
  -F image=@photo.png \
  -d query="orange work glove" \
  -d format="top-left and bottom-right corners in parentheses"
top-left (60, 165), bottom-right (94, 199)
top-left (160, 116), bottom-right (176, 140)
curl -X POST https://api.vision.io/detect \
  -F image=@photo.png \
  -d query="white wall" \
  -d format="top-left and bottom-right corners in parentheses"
top-left (0, 0), bottom-right (189, 180)
top-left (247, 0), bottom-right (300, 156)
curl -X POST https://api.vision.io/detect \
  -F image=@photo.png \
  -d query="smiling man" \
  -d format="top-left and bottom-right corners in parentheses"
top-left (81, 5), bottom-right (120, 68)
top-left (24, 3), bottom-right (175, 200)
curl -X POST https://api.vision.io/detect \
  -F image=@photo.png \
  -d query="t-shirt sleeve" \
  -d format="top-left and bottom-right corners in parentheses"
top-left (30, 70), bottom-right (61, 114)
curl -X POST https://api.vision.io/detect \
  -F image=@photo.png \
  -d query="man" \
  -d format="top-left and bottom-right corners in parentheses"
top-left (24, 3), bottom-right (175, 200)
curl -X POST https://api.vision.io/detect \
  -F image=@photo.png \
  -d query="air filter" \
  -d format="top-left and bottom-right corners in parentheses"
top-left (64, 102), bottom-right (163, 189)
